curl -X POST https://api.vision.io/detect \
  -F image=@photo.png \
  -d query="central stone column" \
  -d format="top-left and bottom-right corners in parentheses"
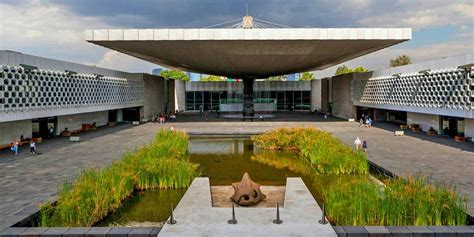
top-left (242, 79), bottom-right (255, 117)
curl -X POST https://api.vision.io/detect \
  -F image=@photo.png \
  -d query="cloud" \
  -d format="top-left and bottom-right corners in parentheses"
top-left (317, 38), bottom-right (474, 78)
top-left (1, 0), bottom-right (472, 76)
top-left (358, 2), bottom-right (474, 30)
top-left (97, 51), bottom-right (156, 73)
top-left (0, 0), bottom-right (157, 73)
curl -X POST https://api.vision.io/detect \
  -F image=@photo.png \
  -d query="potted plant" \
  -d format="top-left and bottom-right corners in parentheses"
top-left (455, 133), bottom-right (465, 142)
top-left (411, 124), bottom-right (421, 132)
top-left (62, 128), bottom-right (71, 137)
top-left (400, 124), bottom-right (408, 129)
top-left (427, 127), bottom-right (437, 136)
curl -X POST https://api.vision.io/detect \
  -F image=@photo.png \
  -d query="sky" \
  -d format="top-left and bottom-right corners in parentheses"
top-left (0, 0), bottom-right (473, 78)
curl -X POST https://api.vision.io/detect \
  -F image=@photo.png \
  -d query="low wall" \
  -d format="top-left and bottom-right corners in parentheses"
top-left (0, 227), bottom-right (161, 236)
top-left (0, 119), bottom-right (32, 145)
top-left (56, 111), bottom-right (108, 134)
top-left (334, 225), bottom-right (474, 236)
top-left (219, 103), bottom-right (277, 112)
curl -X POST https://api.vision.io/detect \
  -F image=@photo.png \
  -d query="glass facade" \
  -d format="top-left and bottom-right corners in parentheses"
top-left (186, 91), bottom-right (310, 111)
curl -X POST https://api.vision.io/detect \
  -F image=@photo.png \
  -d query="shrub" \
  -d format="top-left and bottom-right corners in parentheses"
top-left (323, 176), bottom-right (468, 226)
top-left (40, 129), bottom-right (200, 227)
top-left (251, 128), bottom-right (368, 174)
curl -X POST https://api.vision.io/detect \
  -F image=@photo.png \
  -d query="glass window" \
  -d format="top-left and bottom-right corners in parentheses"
top-left (186, 92), bottom-right (194, 110)
top-left (277, 92), bottom-right (285, 110)
top-left (302, 91), bottom-right (311, 110)
top-left (194, 92), bottom-right (203, 110)
top-left (285, 91), bottom-right (294, 110)
top-left (294, 91), bottom-right (302, 110)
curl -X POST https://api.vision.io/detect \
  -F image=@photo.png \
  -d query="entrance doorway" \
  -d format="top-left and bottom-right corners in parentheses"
top-left (441, 116), bottom-right (464, 137)
top-left (32, 117), bottom-right (57, 138)
top-left (108, 110), bottom-right (117, 123)
top-left (123, 107), bottom-right (140, 121)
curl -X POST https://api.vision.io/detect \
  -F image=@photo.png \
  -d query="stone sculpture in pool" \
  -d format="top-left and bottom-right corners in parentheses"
top-left (231, 172), bottom-right (267, 206)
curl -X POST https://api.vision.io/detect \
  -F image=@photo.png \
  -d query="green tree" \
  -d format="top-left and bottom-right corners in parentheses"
top-left (300, 72), bottom-right (315, 81)
top-left (335, 65), bottom-right (368, 75)
top-left (268, 75), bottom-right (286, 81)
top-left (200, 75), bottom-right (225, 81)
top-left (389, 55), bottom-right (412, 67)
top-left (159, 70), bottom-right (190, 81)
top-left (335, 65), bottom-right (353, 75)
top-left (353, 67), bottom-right (368, 73)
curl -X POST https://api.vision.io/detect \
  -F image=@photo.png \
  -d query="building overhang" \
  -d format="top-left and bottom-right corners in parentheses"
top-left (85, 28), bottom-right (411, 78)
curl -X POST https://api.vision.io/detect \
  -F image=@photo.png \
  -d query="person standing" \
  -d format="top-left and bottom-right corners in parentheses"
top-left (359, 117), bottom-right (364, 127)
top-left (362, 140), bottom-right (368, 154)
top-left (30, 141), bottom-right (36, 155)
top-left (11, 141), bottom-right (19, 156)
top-left (49, 126), bottom-right (54, 138)
top-left (324, 113), bottom-right (328, 120)
top-left (354, 137), bottom-right (362, 150)
top-left (170, 126), bottom-right (175, 132)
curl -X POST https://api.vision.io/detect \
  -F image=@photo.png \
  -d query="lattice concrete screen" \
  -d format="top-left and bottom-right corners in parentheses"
top-left (352, 68), bottom-right (473, 111)
top-left (0, 65), bottom-right (144, 113)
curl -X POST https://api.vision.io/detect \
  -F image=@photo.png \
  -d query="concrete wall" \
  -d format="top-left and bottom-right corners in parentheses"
top-left (175, 80), bottom-right (186, 112)
top-left (331, 74), bottom-right (355, 119)
top-left (311, 79), bottom-right (322, 111)
top-left (320, 78), bottom-right (329, 113)
top-left (168, 80), bottom-right (176, 113)
top-left (56, 111), bottom-right (108, 134)
top-left (407, 112), bottom-right (440, 132)
top-left (143, 74), bottom-right (166, 119)
top-left (0, 119), bottom-right (32, 145)
top-left (464, 118), bottom-right (474, 139)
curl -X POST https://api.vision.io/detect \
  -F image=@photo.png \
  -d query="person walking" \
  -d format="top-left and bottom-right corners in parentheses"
top-left (362, 140), bottom-right (368, 154)
top-left (11, 141), bottom-right (19, 156)
top-left (354, 137), bottom-right (362, 150)
top-left (324, 113), bottom-right (328, 120)
top-left (359, 117), bottom-right (364, 127)
top-left (30, 141), bottom-right (36, 155)
top-left (170, 126), bottom-right (175, 132)
top-left (49, 126), bottom-right (54, 138)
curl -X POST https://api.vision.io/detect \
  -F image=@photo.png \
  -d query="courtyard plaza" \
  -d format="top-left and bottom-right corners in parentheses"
top-left (0, 112), bottom-right (473, 231)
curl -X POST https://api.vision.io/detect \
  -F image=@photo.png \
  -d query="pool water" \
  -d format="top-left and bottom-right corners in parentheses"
top-left (97, 136), bottom-right (370, 227)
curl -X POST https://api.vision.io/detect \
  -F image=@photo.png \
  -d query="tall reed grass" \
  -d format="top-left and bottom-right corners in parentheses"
top-left (251, 128), bottom-right (368, 174)
top-left (40, 129), bottom-right (200, 227)
top-left (323, 176), bottom-right (468, 226)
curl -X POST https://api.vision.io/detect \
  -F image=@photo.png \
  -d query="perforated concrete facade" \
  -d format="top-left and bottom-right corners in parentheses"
top-left (352, 68), bottom-right (474, 118)
top-left (0, 65), bottom-right (144, 122)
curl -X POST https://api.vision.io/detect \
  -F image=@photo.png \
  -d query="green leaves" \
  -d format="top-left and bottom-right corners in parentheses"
top-left (159, 70), bottom-right (190, 81)
top-left (40, 129), bottom-right (199, 227)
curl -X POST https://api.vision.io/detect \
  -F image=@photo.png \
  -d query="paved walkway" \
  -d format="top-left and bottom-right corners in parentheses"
top-left (159, 178), bottom-right (336, 237)
top-left (1, 112), bottom-right (473, 231)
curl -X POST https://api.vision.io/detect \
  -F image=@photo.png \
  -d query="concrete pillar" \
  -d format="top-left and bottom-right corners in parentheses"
top-left (243, 79), bottom-right (254, 116)
top-left (311, 79), bottom-right (322, 111)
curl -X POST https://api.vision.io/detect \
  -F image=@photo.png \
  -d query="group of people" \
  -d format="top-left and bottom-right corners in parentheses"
top-left (359, 114), bottom-right (373, 127)
top-left (10, 139), bottom-right (36, 156)
top-left (354, 137), bottom-right (368, 153)
top-left (152, 111), bottom-right (178, 124)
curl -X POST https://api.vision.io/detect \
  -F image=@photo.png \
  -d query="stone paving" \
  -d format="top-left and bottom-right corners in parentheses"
top-left (1, 112), bottom-right (473, 231)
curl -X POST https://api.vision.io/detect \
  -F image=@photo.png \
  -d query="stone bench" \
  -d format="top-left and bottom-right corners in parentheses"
top-left (69, 136), bottom-right (80, 142)
top-left (394, 131), bottom-right (404, 136)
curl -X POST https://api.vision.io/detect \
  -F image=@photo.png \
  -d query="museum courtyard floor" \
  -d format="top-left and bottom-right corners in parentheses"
top-left (1, 112), bottom-right (473, 231)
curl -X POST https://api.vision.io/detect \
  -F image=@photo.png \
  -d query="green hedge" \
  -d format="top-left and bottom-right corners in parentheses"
top-left (40, 129), bottom-right (200, 227)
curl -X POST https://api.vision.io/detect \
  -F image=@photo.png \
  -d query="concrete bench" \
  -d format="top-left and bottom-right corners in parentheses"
top-left (348, 118), bottom-right (355, 122)
top-left (133, 121), bottom-right (140, 125)
top-left (394, 131), bottom-right (404, 136)
top-left (69, 136), bottom-right (80, 142)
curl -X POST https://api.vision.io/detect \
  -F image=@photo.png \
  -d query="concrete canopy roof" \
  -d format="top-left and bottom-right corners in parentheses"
top-left (85, 28), bottom-right (411, 78)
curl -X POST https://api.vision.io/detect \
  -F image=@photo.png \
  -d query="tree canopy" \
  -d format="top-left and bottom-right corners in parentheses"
top-left (200, 75), bottom-right (225, 81)
top-left (300, 72), bottom-right (315, 81)
top-left (159, 70), bottom-right (190, 81)
top-left (389, 55), bottom-right (412, 67)
top-left (335, 65), bottom-right (368, 75)
top-left (268, 75), bottom-right (287, 81)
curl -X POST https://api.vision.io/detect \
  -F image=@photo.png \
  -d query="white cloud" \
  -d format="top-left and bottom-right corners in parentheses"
top-left (317, 38), bottom-right (474, 78)
top-left (0, 0), bottom-right (156, 73)
top-left (358, 2), bottom-right (474, 30)
top-left (97, 51), bottom-right (156, 73)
